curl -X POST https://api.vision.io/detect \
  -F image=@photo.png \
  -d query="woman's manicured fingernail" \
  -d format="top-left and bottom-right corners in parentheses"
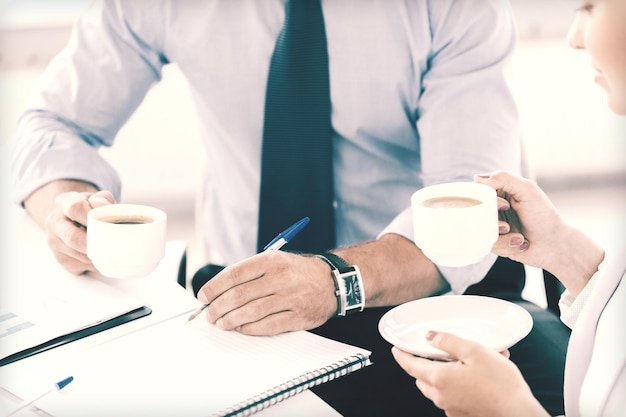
top-left (510, 236), bottom-right (524, 246)
top-left (499, 224), bottom-right (510, 234)
top-left (475, 174), bottom-right (491, 179)
top-left (425, 330), bottom-right (437, 341)
top-left (520, 240), bottom-right (529, 251)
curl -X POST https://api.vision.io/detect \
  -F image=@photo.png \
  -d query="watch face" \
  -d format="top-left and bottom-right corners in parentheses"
top-left (345, 274), bottom-right (362, 306)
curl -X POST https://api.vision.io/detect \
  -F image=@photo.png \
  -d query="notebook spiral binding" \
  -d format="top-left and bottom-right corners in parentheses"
top-left (215, 353), bottom-right (371, 417)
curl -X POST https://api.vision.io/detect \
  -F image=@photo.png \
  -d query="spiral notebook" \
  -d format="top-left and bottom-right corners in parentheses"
top-left (4, 314), bottom-right (371, 416)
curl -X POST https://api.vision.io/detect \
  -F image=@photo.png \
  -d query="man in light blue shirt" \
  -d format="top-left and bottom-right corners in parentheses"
top-left (10, 1), bottom-right (569, 416)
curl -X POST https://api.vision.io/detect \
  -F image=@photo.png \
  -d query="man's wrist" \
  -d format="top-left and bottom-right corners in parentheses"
top-left (24, 179), bottom-right (98, 229)
top-left (315, 252), bottom-right (365, 316)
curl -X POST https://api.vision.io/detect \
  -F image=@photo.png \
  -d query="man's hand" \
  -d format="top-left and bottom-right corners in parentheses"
top-left (24, 180), bottom-right (115, 275)
top-left (197, 250), bottom-right (337, 336)
top-left (196, 234), bottom-right (447, 336)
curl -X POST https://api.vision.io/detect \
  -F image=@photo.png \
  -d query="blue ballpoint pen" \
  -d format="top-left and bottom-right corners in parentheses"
top-left (5, 376), bottom-right (74, 417)
top-left (262, 217), bottom-right (310, 251)
top-left (187, 217), bottom-right (310, 322)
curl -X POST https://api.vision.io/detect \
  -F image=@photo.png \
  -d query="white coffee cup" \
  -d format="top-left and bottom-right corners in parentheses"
top-left (87, 204), bottom-right (167, 279)
top-left (411, 182), bottom-right (498, 267)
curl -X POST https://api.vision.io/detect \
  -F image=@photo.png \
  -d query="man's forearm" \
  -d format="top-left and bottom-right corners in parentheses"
top-left (24, 179), bottom-right (98, 228)
top-left (335, 233), bottom-right (448, 307)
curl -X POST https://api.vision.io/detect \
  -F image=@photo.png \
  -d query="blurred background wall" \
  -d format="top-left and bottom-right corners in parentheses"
top-left (1, 0), bottom-right (624, 296)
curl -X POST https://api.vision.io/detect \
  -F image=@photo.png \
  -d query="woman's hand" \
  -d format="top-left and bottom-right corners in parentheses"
top-left (475, 170), bottom-right (604, 295)
top-left (475, 171), bottom-right (566, 269)
top-left (391, 331), bottom-right (549, 417)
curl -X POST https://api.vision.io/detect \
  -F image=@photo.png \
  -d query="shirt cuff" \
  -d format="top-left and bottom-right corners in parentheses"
top-left (11, 131), bottom-right (121, 204)
top-left (559, 277), bottom-right (597, 330)
top-left (379, 207), bottom-right (498, 294)
top-left (559, 247), bottom-right (612, 329)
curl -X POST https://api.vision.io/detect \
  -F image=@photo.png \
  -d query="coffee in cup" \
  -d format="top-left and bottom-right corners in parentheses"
top-left (420, 196), bottom-right (482, 209)
top-left (87, 204), bottom-right (167, 279)
top-left (411, 182), bottom-right (498, 267)
top-left (98, 215), bottom-right (155, 225)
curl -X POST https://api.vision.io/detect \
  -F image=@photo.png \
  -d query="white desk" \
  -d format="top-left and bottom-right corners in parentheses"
top-left (0, 205), bottom-right (341, 417)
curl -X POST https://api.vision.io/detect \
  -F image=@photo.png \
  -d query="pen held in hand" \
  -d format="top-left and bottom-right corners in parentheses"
top-left (187, 303), bottom-right (209, 322)
top-left (187, 217), bottom-right (310, 322)
top-left (5, 376), bottom-right (74, 417)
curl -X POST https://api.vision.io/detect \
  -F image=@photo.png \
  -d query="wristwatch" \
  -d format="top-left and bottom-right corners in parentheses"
top-left (316, 252), bottom-right (365, 316)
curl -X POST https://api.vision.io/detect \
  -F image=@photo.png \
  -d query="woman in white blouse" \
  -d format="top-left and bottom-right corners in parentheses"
top-left (391, 1), bottom-right (626, 416)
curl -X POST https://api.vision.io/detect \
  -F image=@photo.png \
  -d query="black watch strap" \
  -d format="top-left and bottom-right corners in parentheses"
top-left (316, 252), bottom-right (365, 316)
top-left (319, 252), bottom-right (350, 271)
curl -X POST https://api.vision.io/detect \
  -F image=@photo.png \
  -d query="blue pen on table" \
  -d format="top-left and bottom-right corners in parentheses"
top-left (186, 217), bottom-right (310, 322)
top-left (5, 376), bottom-right (74, 417)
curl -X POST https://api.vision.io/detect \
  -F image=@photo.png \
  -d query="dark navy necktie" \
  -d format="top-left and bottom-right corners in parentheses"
top-left (257, 0), bottom-right (334, 253)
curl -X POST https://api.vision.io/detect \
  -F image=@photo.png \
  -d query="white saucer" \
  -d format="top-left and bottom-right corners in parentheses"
top-left (378, 295), bottom-right (533, 360)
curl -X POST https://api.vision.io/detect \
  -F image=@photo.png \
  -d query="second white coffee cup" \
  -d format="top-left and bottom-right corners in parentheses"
top-left (411, 182), bottom-right (498, 267)
top-left (87, 204), bottom-right (167, 279)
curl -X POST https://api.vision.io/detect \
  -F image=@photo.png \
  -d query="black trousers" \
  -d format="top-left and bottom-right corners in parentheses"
top-left (192, 257), bottom-right (570, 416)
